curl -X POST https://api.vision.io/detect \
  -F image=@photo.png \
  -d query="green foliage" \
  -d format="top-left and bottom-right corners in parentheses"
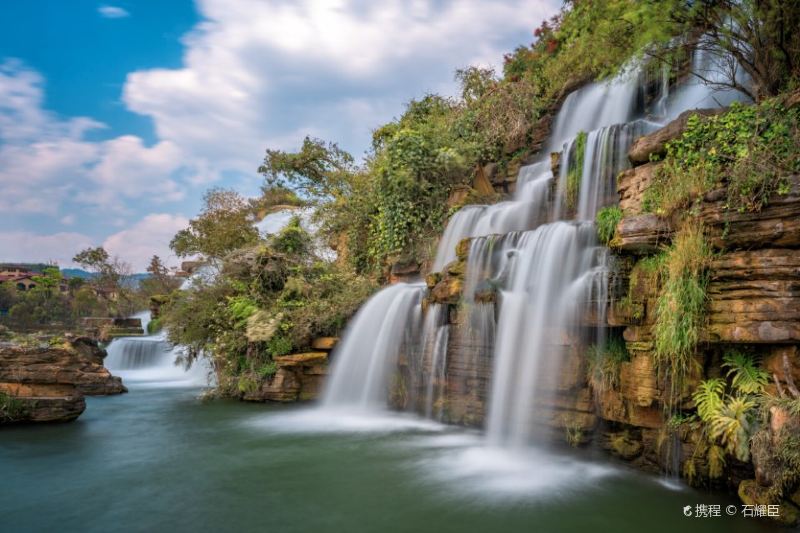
top-left (722, 351), bottom-right (770, 394)
top-left (0, 392), bottom-right (27, 422)
top-left (170, 188), bottom-right (259, 261)
top-left (709, 395), bottom-right (758, 461)
top-left (595, 206), bottom-right (622, 245)
top-left (694, 378), bottom-right (726, 423)
top-left (146, 317), bottom-right (163, 335)
top-left (271, 216), bottom-right (311, 256)
top-left (653, 225), bottom-right (711, 395)
top-left (643, 101), bottom-right (800, 215)
top-left (258, 361), bottom-right (278, 379)
top-left (586, 334), bottom-right (630, 391)
top-left (260, 137), bottom-right (355, 200)
top-left (565, 131), bottom-right (587, 209)
top-left (502, 0), bottom-right (681, 100)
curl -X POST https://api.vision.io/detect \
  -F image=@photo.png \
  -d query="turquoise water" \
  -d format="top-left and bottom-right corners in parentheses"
top-left (1, 384), bottom-right (774, 533)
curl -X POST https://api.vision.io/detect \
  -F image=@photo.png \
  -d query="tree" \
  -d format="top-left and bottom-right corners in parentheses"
top-left (140, 255), bottom-right (181, 298)
top-left (650, 0), bottom-right (800, 101)
top-left (259, 137), bottom-right (355, 200)
top-left (170, 188), bottom-right (259, 261)
top-left (72, 246), bottom-right (134, 316)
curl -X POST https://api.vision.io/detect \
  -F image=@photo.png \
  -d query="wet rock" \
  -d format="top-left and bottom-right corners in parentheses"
top-left (604, 431), bottom-right (644, 460)
top-left (430, 277), bottom-right (463, 304)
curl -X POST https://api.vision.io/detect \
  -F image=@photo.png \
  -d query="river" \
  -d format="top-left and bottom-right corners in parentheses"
top-left (1, 380), bottom-right (772, 533)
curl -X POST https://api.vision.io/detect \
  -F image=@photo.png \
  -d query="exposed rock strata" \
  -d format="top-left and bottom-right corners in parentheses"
top-left (0, 336), bottom-right (126, 424)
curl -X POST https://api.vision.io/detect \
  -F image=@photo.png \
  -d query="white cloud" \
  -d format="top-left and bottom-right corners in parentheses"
top-left (0, 231), bottom-right (95, 267)
top-left (98, 5), bottom-right (130, 19)
top-left (0, 60), bottom-right (189, 215)
top-left (0, 214), bottom-right (187, 271)
top-left (124, 0), bottom-right (559, 169)
top-left (103, 213), bottom-right (189, 271)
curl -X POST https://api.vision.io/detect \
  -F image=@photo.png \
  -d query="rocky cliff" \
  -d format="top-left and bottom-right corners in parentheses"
top-left (0, 335), bottom-right (127, 424)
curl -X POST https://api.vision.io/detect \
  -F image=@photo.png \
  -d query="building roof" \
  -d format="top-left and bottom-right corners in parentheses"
top-left (0, 272), bottom-right (37, 283)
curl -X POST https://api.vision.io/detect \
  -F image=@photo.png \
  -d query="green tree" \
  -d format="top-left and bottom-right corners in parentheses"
top-left (170, 188), bottom-right (259, 261)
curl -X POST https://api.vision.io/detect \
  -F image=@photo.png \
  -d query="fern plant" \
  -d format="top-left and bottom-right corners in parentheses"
top-left (709, 395), bottom-right (758, 461)
top-left (722, 350), bottom-right (769, 394)
top-left (693, 378), bottom-right (725, 422)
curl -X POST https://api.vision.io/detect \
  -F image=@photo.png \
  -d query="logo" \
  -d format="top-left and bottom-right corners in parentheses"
top-left (683, 505), bottom-right (693, 517)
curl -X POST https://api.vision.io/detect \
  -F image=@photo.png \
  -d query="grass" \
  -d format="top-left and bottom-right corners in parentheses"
top-left (566, 131), bottom-right (587, 209)
top-left (652, 224), bottom-right (712, 399)
top-left (595, 205), bottom-right (622, 245)
top-left (0, 392), bottom-right (27, 423)
top-left (586, 334), bottom-right (630, 391)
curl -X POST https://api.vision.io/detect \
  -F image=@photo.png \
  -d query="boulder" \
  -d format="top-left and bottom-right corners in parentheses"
top-left (243, 352), bottom-right (329, 403)
top-left (311, 337), bottom-right (338, 351)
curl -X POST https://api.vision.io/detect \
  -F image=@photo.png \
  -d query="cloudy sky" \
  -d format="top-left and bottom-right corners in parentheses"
top-left (0, 0), bottom-right (557, 271)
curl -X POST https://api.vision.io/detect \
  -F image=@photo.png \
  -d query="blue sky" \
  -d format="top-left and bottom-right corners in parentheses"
top-left (0, 0), bottom-right (557, 270)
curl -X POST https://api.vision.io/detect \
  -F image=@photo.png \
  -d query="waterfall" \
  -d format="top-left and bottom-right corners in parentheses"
top-left (318, 44), bottom-right (753, 449)
top-left (105, 314), bottom-right (210, 386)
top-left (322, 283), bottom-right (425, 410)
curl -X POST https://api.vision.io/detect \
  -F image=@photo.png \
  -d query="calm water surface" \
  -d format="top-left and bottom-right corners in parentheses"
top-left (1, 383), bottom-right (775, 533)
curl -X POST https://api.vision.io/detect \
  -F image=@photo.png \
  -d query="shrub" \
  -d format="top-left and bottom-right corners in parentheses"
top-left (0, 392), bottom-right (27, 422)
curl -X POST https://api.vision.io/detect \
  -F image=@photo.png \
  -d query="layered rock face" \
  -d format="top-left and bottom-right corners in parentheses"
top-left (243, 350), bottom-right (331, 402)
top-left (81, 317), bottom-right (145, 342)
top-left (0, 336), bottom-right (126, 423)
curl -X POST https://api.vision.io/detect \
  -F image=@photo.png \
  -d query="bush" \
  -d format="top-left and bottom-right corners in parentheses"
top-left (643, 101), bottom-right (800, 216)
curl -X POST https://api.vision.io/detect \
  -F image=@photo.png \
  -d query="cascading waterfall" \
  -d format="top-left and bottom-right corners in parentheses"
top-left (321, 47), bottom-right (751, 451)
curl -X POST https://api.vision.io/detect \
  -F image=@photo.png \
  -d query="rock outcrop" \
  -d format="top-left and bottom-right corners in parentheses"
top-left (0, 336), bottom-right (126, 424)
top-left (242, 352), bottom-right (328, 402)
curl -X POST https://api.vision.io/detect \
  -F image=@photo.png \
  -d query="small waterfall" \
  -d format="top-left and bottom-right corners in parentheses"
top-left (105, 313), bottom-right (210, 386)
top-left (432, 207), bottom-right (486, 272)
top-left (322, 283), bottom-right (425, 410)
top-left (421, 304), bottom-right (449, 420)
top-left (105, 337), bottom-right (172, 369)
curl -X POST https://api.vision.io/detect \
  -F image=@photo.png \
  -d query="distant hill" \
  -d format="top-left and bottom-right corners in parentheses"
top-left (60, 268), bottom-right (94, 279)
top-left (60, 269), bottom-right (150, 287)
